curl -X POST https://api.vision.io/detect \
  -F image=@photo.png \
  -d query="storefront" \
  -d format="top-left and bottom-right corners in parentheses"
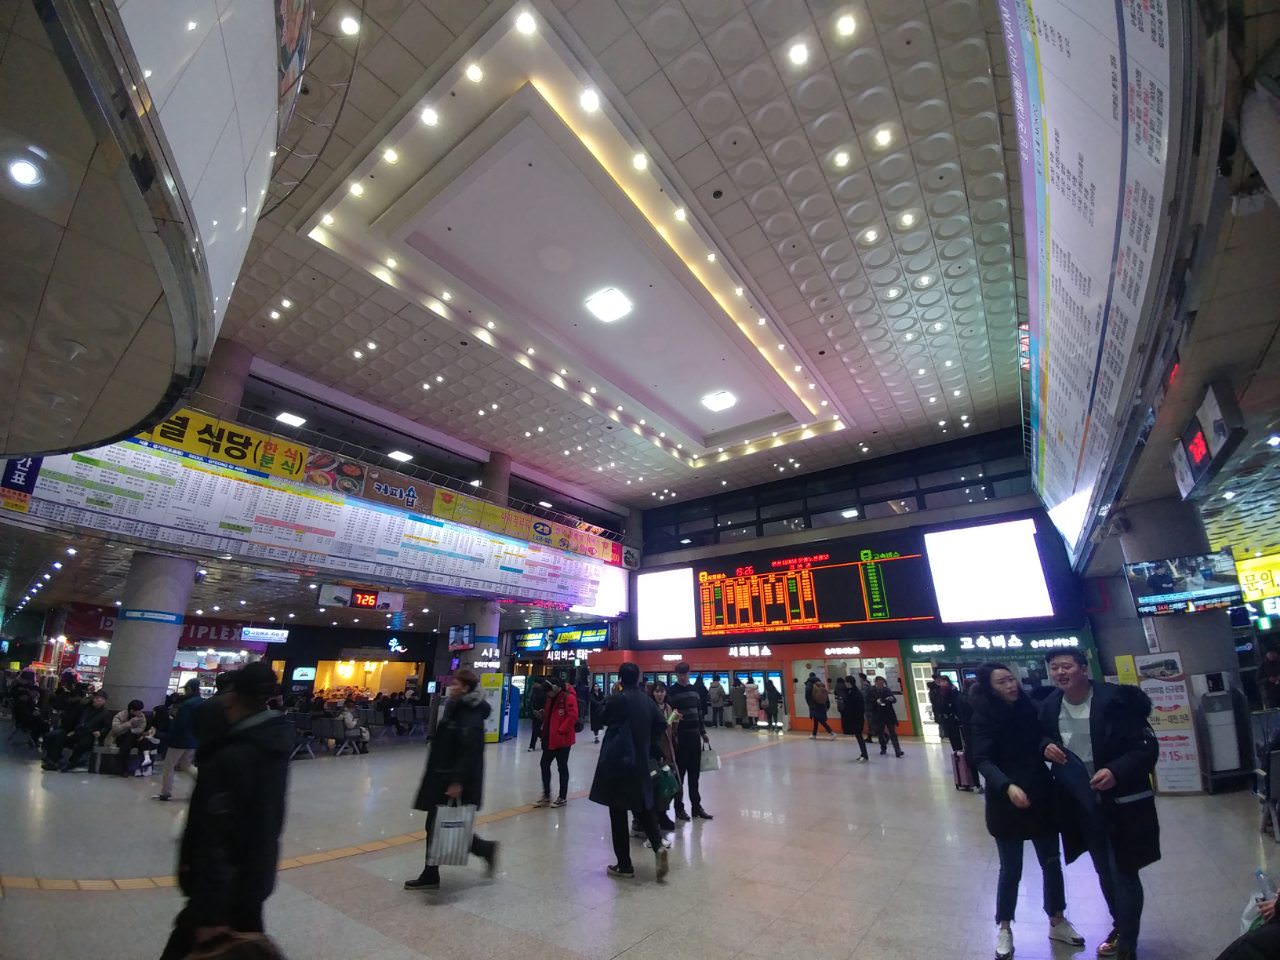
top-left (898, 627), bottom-right (1099, 743)
top-left (588, 639), bottom-right (915, 736)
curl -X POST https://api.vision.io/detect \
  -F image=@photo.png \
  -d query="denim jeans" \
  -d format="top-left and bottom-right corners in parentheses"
top-left (1086, 823), bottom-right (1144, 950)
top-left (994, 833), bottom-right (1067, 923)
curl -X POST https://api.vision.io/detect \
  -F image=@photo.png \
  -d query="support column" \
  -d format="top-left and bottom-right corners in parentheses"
top-left (459, 597), bottom-right (501, 674)
top-left (100, 552), bottom-right (196, 709)
top-left (1116, 497), bottom-right (1237, 675)
top-left (199, 338), bottom-right (253, 418)
top-left (480, 451), bottom-right (510, 505)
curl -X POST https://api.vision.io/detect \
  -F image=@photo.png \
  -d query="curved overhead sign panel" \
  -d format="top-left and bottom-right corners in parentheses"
top-left (999, 0), bottom-right (1190, 560)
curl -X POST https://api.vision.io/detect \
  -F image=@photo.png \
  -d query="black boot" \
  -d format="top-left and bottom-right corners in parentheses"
top-left (404, 866), bottom-right (440, 890)
top-left (674, 805), bottom-right (691, 822)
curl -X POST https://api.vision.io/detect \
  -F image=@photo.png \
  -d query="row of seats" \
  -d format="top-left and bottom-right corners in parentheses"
top-left (284, 707), bottom-right (430, 760)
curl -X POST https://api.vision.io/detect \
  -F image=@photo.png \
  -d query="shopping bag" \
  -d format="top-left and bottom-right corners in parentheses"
top-left (427, 801), bottom-right (477, 866)
top-left (1241, 894), bottom-right (1264, 934)
top-left (699, 743), bottom-right (721, 772)
top-left (650, 759), bottom-right (679, 804)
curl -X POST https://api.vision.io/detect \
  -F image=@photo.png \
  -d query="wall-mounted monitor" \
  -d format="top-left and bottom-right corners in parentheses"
top-left (636, 568), bottom-right (697, 641)
top-left (1124, 549), bottom-right (1242, 616)
top-left (569, 563), bottom-right (629, 619)
top-left (447, 623), bottom-right (476, 651)
top-left (924, 518), bottom-right (1054, 623)
top-left (291, 666), bottom-right (316, 681)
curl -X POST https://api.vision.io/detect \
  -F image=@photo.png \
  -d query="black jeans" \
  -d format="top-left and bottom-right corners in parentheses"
top-left (878, 723), bottom-right (902, 754)
top-left (528, 717), bottom-right (542, 750)
top-left (159, 902), bottom-right (264, 960)
top-left (940, 721), bottom-right (965, 752)
top-left (1214, 919), bottom-right (1280, 960)
top-left (609, 805), bottom-right (660, 871)
top-left (540, 746), bottom-right (571, 799)
top-left (811, 716), bottom-right (833, 735)
top-left (674, 735), bottom-right (703, 812)
top-left (43, 728), bottom-right (95, 765)
top-left (711, 706), bottom-right (724, 726)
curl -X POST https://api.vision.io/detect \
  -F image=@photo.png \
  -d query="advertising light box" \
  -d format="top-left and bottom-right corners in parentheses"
top-left (1237, 553), bottom-right (1280, 603)
top-left (924, 518), bottom-right (1054, 623)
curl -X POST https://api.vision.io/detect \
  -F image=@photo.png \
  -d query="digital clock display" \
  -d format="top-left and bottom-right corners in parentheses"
top-left (350, 590), bottom-right (379, 608)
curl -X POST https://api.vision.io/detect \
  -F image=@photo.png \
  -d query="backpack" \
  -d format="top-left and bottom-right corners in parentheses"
top-left (812, 683), bottom-right (829, 706)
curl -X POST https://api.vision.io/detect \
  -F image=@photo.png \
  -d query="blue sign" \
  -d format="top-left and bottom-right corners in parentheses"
top-left (1, 456), bottom-right (42, 495)
top-left (119, 609), bottom-right (184, 624)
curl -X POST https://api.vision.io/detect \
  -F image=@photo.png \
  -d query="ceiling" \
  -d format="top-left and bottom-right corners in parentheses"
top-left (0, 2), bottom-right (202, 456)
top-left (0, 523), bottom-right (590, 635)
top-left (218, 0), bottom-right (1024, 509)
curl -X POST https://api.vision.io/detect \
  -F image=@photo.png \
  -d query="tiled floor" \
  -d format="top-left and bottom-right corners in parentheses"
top-left (0, 724), bottom-right (1274, 959)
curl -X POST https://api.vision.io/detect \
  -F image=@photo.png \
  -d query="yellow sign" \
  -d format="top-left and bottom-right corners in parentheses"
top-left (139, 408), bottom-right (309, 481)
top-left (1237, 553), bottom-right (1280, 603)
top-left (1115, 655), bottom-right (1138, 686)
top-left (480, 673), bottom-right (505, 743)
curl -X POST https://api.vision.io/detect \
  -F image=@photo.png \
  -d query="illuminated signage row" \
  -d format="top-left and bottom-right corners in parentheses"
top-left (907, 631), bottom-right (1089, 658)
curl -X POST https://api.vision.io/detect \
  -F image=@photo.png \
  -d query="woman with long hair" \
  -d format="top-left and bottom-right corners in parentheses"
top-left (969, 662), bottom-right (1084, 960)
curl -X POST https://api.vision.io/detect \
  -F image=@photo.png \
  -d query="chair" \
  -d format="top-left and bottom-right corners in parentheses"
top-left (408, 705), bottom-right (428, 738)
top-left (287, 714), bottom-right (315, 761)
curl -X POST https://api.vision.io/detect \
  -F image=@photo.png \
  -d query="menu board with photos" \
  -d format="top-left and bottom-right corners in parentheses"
top-left (999, 0), bottom-right (1183, 559)
top-left (0, 440), bottom-right (613, 607)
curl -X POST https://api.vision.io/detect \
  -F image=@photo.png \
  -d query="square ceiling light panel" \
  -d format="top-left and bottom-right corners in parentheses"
top-left (701, 390), bottom-right (737, 413)
top-left (584, 287), bottom-right (632, 323)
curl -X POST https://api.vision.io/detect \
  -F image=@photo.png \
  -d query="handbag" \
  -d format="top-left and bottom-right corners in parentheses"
top-left (699, 743), bottom-right (721, 772)
top-left (427, 800), bottom-right (477, 866)
top-left (649, 759), bottom-right (679, 804)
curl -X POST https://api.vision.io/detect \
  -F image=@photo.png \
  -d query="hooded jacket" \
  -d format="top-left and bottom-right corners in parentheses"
top-left (415, 690), bottom-right (489, 810)
top-left (1038, 681), bottom-right (1160, 872)
top-left (969, 689), bottom-right (1056, 840)
top-left (177, 711), bottom-right (292, 927)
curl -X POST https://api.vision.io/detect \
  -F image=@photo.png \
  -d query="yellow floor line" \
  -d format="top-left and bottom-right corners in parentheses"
top-left (0, 734), bottom-right (788, 894)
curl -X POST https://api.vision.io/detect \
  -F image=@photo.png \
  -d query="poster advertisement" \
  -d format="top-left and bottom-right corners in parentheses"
top-left (1133, 651), bottom-right (1200, 793)
top-left (480, 673), bottom-right (505, 744)
top-left (998, 0), bottom-right (1181, 560)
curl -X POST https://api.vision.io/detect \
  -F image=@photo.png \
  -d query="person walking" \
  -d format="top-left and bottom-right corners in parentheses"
top-left (871, 677), bottom-right (905, 757)
top-left (1038, 648), bottom-right (1159, 960)
top-left (806, 676), bottom-right (836, 739)
top-left (667, 662), bottom-right (714, 821)
top-left (534, 677), bottom-right (578, 808)
top-left (960, 677), bottom-right (984, 792)
top-left (159, 664), bottom-right (292, 960)
top-left (931, 674), bottom-right (966, 752)
top-left (708, 678), bottom-right (726, 727)
top-left (837, 677), bottom-right (869, 761)
top-left (729, 677), bottom-right (747, 728)
top-left (405, 667), bottom-right (498, 891)
top-left (744, 678), bottom-right (761, 729)
top-left (154, 678), bottom-right (201, 801)
top-left (589, 662), bottom-right (669, 881)
top-left (970, 662), bottom-right (1085, 960)
top-left (589, 685), bottom-right (605, 743)
top-left (527, 678), bottom-right (547, 752)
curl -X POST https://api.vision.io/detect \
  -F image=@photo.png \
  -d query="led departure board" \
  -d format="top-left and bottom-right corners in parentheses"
top-left (693, 532), bottom-right (938, 639)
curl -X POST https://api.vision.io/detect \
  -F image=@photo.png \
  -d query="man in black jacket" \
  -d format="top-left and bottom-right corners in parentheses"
top-left (160, 663), bottom-right (292, 960)
top-left (1039, 648), bottom-right (1159, 960)
top-left (527, 678), bottom-right (547, 751)
top-left (667, 662), bottom-right (713, 821)
top-left (42, 689), bottom-right (111, 771)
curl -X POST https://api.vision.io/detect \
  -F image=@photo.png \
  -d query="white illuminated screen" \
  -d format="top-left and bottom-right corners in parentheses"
top-left (636, 568), bottom-right (696, 641)
top-left (570, 564), bottom-right (629, 619)
top-left (925, 519), bottom-right (1054, 623)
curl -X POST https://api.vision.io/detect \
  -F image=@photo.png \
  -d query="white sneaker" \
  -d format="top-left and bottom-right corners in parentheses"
top-left (995, 925), bottom-right (1014, 959)
top-left (1049, 919), bottom-right (1085, 947)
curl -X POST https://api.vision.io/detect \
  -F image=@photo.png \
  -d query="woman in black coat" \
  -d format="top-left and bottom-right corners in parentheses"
top-left (405, 668), bottom-right (497, 891)
top-left (589, 662), bottom-right (669, 881)
top-left (970, 663), bottom-right (1083, 960)
top-left (836, 677), bottom-right (869, 761)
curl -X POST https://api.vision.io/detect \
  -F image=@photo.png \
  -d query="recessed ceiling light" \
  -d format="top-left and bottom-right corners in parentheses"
top-left (366, 341), bottom-right (377, 350)
top-left (899, 212), bottom-right (917, 228)
top-left (388, 450), bottom-right (413, 463)
top-left (348, 182), bottom-right (364, 196)
top-left (7, 158), bottom-right (42, 187)
top-left (269, 310), bottom-right (280, 320)
top-left (904, 333), bottom-right (914, 341)
top-left (538, 500), bottom-right (553, 509)
top-left (916, 275), bottom-right (935, 289)
top-left (515, 11), bottom-right (537, 33)
top-left (526, 347), bottom-right (535, 355)
top-left (860, 228), bottom-right (879, 244)
top-left (421, 107), bottom-right (439, 126)
top-left (938, 420), bottom-right (947, 427)
top-left (187, 20), bottom-right (199, 31)
top-left (916, 368), bottom-right (926, 376)
top-left (757, 316), bottom-right (767, 325)
top-left (705, 252), bottom-right (716, 262)
top-left (435, 375), bottom-right (444, 383)
top-left (794, 364), bottom-right (802, 372)
top-left (469, 479), bottom-right (482, 488)
top-left (1268, 435), bottom-right (1280, 447)
top-left (383, 148), bottom-right (399, 164)
top-left (465, 64), bottom-right (483, 82)
top-left (276, 412), bottom-right (306, 428)
top-left (788, 42), bottom-right (809, 66)
top-left (836, 14), bottom-right (856, 36)
top-left (580, 88), bottom-right (600, 112)
top-left (491, 403), bottom-right (499, 410)
top-left (478, 409), bottom-right (485, 416)
top-left (632, 152), bottom-right (648, 171)
top-left (1222, 491), bottom-right (1236, 500)
top-left (885, 286), bottom-right (903, 300)
top-left (701, 390), bottom-right (737, 412)
top-left (352, 349), bottom-right (363, 359)
top-left (674, 207), bottom-right (687, 221)
top-left (833, 150), bottom-right (850, 168)
top-left (582, 288), bottom-right (633, 326)
top-left (195, 609), bottom-right (203, 616)
top-left (874, 128), bottom-right (892, 148)
top-left (777, 343), bottom-right (786, 351)
top-left (321, 213), bottom-right (334, 226)
top-left (66, 548), bottom-right (76, 556)
top-left (961, 414), bottom-right (969, 421)
top-left (385, 257), bottom-right (397, 269)
top-left (280, 299), bottom-right (292, 309)
top-left (680, 538), bottom-right (692, 545)
top-left (339, 15), bottom-right (360, 35)
top-left (963, 421), bottom-right (971, 429)
top-left (945, 359), bottom-right (953, 368)
top-left (953, 389), bottom-right (962, 397)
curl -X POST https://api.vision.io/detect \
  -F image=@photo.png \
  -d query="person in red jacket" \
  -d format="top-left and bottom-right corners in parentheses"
top-left (534, 678), bottom-right (578, 807)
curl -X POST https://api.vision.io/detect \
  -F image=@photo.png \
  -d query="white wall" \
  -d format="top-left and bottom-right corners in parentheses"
top-left (115, 0), bottom-right (278, 329)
